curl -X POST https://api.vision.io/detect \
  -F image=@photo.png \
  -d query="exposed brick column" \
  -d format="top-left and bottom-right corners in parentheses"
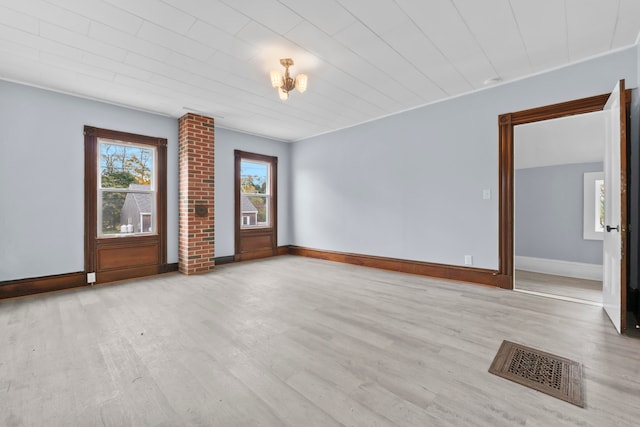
top-left (178, 113), bottom-right (215, 274)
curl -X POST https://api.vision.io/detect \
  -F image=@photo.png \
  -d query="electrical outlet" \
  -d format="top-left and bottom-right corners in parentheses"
top-left (464, 255), bottom-right (473, 266)
top-left (87, 272), bottom-right (96, 283)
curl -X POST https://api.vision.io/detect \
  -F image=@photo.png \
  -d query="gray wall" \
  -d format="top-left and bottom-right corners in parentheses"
top-left (515, 162), bottom-right (603, 265)
top-left (291, 46), bottom-right (638, 269)
top-left (0, 81), bottom-right (293, 281)
top-left (1, 45), bottom-right (638, 281)
top-left (214, 128), bottom-right (291, 258)
top-left (0, 80), bottom-right (178, 281)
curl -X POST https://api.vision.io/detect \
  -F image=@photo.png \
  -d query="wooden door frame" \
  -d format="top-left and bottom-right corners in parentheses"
top-left (497, 90), bottom-right (631, 290)
top-left (234, 150), bottom-right (278, 261)
top-left (84, 126), bottom-right (168, 283)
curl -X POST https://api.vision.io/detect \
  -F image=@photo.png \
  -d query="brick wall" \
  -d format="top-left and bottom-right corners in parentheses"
top-left (178, 113), bottom-right (215, 274)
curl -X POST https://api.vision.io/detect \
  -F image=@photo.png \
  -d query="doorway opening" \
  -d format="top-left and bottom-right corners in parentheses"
top-left (513, 111), bottom-right (605, 306)
top-left (497, 83), bottom-right (631, 333)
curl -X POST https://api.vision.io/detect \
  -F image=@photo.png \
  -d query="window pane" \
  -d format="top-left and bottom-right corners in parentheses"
top-left (100, 191), bottom-right (154, 236)
top-left (98, 140), bottom-right (156, 238)
top-left (141, 214), bottom-right (152, 233)
top-left (100, 142), bottom-right (154, 189)
top-left (240, 195), bottom-right (269, 229)
top-left (240, 160), bottom-right (268, 195)
top-left (240, 159), bottom-right (270, 228)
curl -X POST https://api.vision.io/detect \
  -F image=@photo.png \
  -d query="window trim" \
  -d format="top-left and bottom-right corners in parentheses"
top-left (84, 126), bottom-right (167, 278)
top-left (234, 150), bottom-right (278, 260)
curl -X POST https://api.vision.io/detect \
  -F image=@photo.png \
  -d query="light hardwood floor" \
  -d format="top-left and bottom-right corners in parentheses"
top-left (1, 255), bottom-right (639, 426)
top-left (514, 270), bottom-right (602, 303)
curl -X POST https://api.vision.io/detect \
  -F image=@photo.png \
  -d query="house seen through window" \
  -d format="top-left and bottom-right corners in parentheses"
top-left (240, 160), bottom-right (270, 229)
top-left (98, 140), bottom-right (156, 236)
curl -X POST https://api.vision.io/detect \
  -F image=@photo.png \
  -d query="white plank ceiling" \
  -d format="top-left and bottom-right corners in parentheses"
top-left (0, 0), bottom-right (639, 141)
top-left (515, 111), bottom-right (605, 170)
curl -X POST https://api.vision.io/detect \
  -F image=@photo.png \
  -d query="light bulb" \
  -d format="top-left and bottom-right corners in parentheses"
top-left (270, 70), bottom-right (282, 88)
top-left (278, 87), bottom-right (288, 101)
top-left (295, 74), bottom-right (308, 93)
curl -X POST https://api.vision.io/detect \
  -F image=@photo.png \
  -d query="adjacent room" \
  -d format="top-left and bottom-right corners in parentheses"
top-left (1, 1), bottom-right (640, 425)
top-left (514, 111), bottom-right (606, 305)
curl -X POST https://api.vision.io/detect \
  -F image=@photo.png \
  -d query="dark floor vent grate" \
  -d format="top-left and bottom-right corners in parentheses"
top-left (489, 340), bottom-right (584, 407)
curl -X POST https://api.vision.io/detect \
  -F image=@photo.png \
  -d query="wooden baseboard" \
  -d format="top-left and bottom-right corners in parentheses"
top-left (162, 263), bottom-right (179, 273)
top-left (277, 246), bottom-right (289, 256)
top-left (0, 247), bottom-right (499, 300)
top-left (0, 272), bottom-right (86, 300)
top-left (288, 246), bottom-right (501, 287)
top-left (0, 262), bottom-right (179, 300)
top-left (214, 256), bottom-right (236, 265)
top-left (228, 246), bottom-right (291, 263)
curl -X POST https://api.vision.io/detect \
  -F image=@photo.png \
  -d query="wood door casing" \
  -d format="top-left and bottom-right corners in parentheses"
top-left (234, 150), bottom-right (278, 261)
top-left (84, 126), bottom-right (168, 284)
top-left (497, 90), bottom-right (632, 290)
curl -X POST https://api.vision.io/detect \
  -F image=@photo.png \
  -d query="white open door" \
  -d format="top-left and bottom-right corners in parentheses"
top-left (602, 79), bottom-right (627, 334)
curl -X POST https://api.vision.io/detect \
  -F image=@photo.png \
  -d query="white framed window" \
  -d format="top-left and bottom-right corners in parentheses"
top-left (583, 171), bottom-right (604, 240)
top-left (98, 139), bottom-right (157, 237)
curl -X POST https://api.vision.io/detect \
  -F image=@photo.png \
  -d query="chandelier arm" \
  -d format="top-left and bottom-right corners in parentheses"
top-left (285, 64), bottom-right (292, 92)
top-left (272, 58), bottom-right (305, 99)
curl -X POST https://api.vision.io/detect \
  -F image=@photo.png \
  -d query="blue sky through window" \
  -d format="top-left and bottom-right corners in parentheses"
top-left (100, 142), bottom-right (153, 185)
top-left (241, 161), bottom-right (268, 191)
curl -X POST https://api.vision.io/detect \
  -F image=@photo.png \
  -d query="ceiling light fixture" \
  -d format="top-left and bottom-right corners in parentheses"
top-left (270, 58), bottom-right (307, 101)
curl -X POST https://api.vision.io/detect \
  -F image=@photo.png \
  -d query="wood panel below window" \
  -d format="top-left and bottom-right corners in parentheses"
top-left (235, 228), bottom-right (278, 261)
top-left (95, 235), bottom-right (162, 283)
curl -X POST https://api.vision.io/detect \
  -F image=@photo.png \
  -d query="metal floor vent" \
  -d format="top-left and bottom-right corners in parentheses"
top-left (489, 340), bottom-right (584, 407)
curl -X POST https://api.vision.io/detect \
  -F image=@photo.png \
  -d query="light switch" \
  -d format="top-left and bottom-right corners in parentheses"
top-left (483, 189), bottom-right (491, 200)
